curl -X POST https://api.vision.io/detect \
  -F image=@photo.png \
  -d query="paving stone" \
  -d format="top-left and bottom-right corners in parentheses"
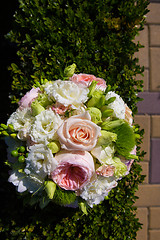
top-left (137, 92), bottom-right (160, 114)
top-left (150, 138), bottom-right (160, 183)
top-left (151, 115), bottom-right (160, 137)
top-left (150, 25), bottom-right (160, 46)
top-left (136, 208), bottom-right (148, 240)
top-left (134, 115), bottom-right (150, 161)
top-left (147, 3), bottom-right (160, 24)
top-left (149, 207), bottom-right (160, 229)
top-left (135, 184), bottom-right (160, 207)
top-left (149, 230), bottom-right (160, 240)
top-left (134, 25), bottom-right (149, 68)
top-left (150, 47), bottom-right (160, 91)
top-left (136, 69), bottom-right (149, 91)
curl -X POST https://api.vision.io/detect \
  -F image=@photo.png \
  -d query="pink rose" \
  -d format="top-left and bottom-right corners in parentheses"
top-left (52, 103), bottom-right (71, 115)
top-left (18, 87), bottom-right (41, 109)
top-left (70, 73), bottom-right (107, 91)
top-left (96, 165), bottom-right (115, 177)
top-left (50, 150), bottom-right (95, 191)
top-left (57, 112), bottom-right (101, 151)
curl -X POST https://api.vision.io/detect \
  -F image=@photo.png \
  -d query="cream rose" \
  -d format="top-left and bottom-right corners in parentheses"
top-left (57, 112), bottom-right (101, 151)
top-left (50, 150), bottom-right (95, 191)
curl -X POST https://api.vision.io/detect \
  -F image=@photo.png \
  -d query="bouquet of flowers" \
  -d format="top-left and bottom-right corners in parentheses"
top-left (1, 64), bottom-right (137, 212)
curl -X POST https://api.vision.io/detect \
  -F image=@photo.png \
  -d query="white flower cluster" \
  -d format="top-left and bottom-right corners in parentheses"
top-left (45, 80), bottom-right (89, 109)
top-left (80, 176), bottom-right (117, 207)
top-left (6, 79), bottom-right (90, 199)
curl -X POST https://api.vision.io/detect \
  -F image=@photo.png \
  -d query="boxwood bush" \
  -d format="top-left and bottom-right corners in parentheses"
top-left (0, 0), bottom-right (149, 239)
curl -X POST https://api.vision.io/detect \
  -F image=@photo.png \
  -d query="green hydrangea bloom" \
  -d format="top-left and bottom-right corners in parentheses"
top-left (97, 130), bottom-right (117, 146)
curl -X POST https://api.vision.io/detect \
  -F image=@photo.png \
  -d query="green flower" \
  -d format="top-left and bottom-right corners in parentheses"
top-left (64, 63), bottom-right (76, 78)
top-left (47, 141), bottom-right (61, 154)
top-left (87, 107), bottom-right (102, 124)
top-left (112, 157), bottom-right (127, 178)
top-left (97, 130), bottom-right (117, 146)
top-left (36, 92), bottom-right (52, 108)
top-left (31, 100), bottom-right (45, 116)
top-left (87, 90), bottom-right (105, 108)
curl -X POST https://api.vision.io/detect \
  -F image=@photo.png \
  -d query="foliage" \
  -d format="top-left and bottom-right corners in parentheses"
top-left (1, 0), bottom-right (149, 239)
top-left (7, 0), bottom-right (149, 113)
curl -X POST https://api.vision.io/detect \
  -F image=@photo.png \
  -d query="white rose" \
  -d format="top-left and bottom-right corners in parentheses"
top-left (105, 91), bottom-right (126, 119)
top-left (45, 80), bottom-right (89, 109)
top-left (30, 108), bottom-right (63, 144)
top-left (7, 107), bottom-right (35, 140)
top-left (25, 144), bottom-right (58, 179)
top-left (80, 176), bottom-right (117, 207)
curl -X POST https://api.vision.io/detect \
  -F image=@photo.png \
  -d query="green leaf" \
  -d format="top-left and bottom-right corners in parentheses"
top-left (39, 196), bottom-right (50, 209)
top-left (113, 122), bottom-right (136, 157)
top-left (52, 186), bottom-right (77, 206)
top-left (79, 202), bottom-right (88, 215)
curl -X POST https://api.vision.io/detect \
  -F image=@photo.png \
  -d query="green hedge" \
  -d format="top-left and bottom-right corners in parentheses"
top-left (0, 0), bottom-right (149, 239)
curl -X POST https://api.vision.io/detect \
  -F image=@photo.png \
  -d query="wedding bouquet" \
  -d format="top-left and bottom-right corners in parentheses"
top-left (1, 64), bottom-right (137, 212)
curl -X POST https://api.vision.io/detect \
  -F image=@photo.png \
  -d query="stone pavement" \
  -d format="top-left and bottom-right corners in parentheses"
top-left (134, 2), bottom-right (160, 240)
